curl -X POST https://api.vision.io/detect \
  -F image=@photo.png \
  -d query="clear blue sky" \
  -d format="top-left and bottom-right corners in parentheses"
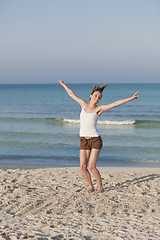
top-left (0, 0), bottom-right (160, 84)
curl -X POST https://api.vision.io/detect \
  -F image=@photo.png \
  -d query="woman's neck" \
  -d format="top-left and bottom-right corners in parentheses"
top-left (88, 102), bottom-right (97, 109)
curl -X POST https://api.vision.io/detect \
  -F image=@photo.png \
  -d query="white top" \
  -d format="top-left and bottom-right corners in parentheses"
top-left (79, 106), bottom-right (99, 137)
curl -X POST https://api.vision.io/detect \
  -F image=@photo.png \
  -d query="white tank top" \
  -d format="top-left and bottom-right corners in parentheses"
top-left (79, 106), bottom-right (99, 137)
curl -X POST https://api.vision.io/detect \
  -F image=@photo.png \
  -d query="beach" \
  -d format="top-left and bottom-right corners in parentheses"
top-left (0, 167), bottom-right (160, 240)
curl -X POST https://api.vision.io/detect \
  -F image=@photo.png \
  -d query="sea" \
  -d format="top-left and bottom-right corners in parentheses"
top-left (0, 83), bottom-right (160, 168)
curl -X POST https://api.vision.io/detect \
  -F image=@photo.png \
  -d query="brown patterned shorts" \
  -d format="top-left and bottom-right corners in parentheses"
top-left (80, 136), bottom-right (103, 150)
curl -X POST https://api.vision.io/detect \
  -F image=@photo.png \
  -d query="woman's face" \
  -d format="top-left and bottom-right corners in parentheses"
top-left (90, 91), bottom-right (102, 104)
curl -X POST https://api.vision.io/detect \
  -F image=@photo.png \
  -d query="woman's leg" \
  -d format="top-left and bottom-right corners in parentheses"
top-left (80, 149), bottom-right (94, 191)
top-left (88, 149), bottom-right (104, 192)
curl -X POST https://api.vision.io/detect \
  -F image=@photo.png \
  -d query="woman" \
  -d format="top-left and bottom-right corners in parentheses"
top-left (59, 80), bottom-right (139, 193)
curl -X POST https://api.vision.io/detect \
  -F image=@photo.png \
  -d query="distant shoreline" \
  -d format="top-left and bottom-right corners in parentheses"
top-left (0, 162), bottom-right (160, 170)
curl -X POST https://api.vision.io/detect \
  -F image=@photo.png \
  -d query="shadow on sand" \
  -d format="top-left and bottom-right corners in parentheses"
top-left (104, 173), bottom-right (160, 191)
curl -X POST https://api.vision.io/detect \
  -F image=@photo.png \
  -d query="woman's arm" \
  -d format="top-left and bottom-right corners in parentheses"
top-left (98, 91), bottom-right (140, 114)
top-left (59, 80), bottom-right (86, 107)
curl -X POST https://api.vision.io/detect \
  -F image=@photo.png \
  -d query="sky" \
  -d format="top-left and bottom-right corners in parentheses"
top-left (0, 0), bottom-right (160, 84)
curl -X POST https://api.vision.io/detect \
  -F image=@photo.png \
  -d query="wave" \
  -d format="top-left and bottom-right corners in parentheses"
top-left (62, 119), bottom-right (160, 127)
top-left (63, 118), bottom-right (80, 124)
top-left (0, 155), bottom-right (159, 167)
top-left (63, 118), bottom-right (160, 126)
top-left (0, 140), bottom-right (74, 149)
top-left (99, 120), bottom-right (135, 125)
top-left (64, 118), bottom-right (135, 125)
top-left (64, 119), bottom-right (160, 127)
top-left (0, 117), bottom-right (160, 127)
top-left (0, 117), bottom-right (62, 122)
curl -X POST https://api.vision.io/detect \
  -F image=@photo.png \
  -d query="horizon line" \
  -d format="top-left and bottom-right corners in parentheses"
top-left (0, 82), bottom-right (159, 85)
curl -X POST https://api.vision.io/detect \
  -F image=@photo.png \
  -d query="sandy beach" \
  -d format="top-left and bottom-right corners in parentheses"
top-left (0, 167), bottom-right (160, 240)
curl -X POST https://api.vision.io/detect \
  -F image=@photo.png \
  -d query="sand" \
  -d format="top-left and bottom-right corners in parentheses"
top-left (0, 167), bottom-right (160, 240)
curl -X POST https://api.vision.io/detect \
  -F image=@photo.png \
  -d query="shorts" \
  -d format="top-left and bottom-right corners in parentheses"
top-left (80, 136), bottom-right (103, 150)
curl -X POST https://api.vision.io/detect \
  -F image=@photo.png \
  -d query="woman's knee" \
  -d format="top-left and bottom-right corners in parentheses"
top-left (80, 163), bottom-right (88, 171)
top-left (88, 165), bottom-right (96, 173)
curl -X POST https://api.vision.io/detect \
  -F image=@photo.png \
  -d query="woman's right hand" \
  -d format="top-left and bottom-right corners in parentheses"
top-left (131, 91), bottom-right (140, 100)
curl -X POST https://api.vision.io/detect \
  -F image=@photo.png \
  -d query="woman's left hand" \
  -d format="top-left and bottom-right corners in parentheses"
top-left (131, 91), bottom-right (140, 100)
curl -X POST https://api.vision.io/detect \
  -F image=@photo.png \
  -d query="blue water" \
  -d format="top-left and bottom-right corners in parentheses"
top-left (0, 83), bottom-right (160, 168)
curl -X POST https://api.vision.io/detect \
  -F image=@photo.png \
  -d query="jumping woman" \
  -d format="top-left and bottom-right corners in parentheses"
top-left (59, 80), bottom-right (139, 193)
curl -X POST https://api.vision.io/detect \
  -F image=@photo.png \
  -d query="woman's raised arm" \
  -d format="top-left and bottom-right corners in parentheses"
top-left (98, 91), bottom-right (140, 114)
top-left (59, 80), bottom-right (86, 107)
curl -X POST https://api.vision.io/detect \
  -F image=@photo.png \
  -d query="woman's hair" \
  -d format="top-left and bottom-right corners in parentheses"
top-left (91, 82), bottom-right (107, 95)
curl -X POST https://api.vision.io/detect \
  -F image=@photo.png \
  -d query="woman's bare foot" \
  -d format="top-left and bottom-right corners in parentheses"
top-left (97, 187), bottom-right (104, 193)
top-left (88, 186), bottom-right (95, 192)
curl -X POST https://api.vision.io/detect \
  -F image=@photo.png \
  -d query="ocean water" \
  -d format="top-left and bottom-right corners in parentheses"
top-left (0, 83), bottom-right (160, 168)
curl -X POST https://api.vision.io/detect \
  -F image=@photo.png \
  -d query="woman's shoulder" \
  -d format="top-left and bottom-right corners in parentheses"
top-left (96, 105), bottom-right (102, 111)
top-left (81, 102), bottom-right (88, 108)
